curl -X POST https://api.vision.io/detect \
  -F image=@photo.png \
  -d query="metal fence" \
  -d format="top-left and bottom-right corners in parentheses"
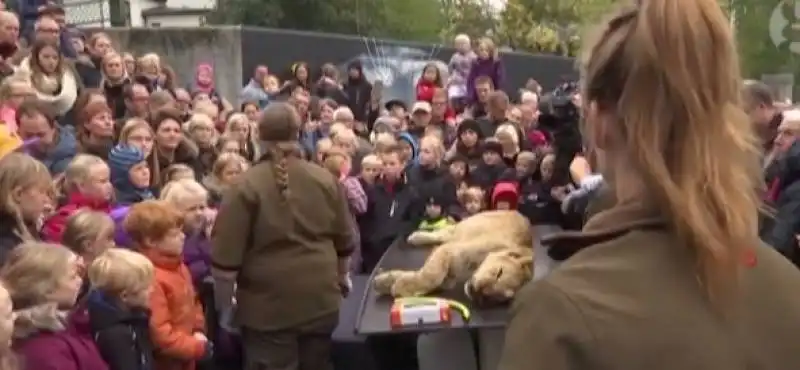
top-left (61, 0), bottom-right (112, 27)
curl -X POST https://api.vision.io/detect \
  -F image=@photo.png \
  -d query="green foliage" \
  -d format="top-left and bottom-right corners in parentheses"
top-left (209, 0), bottom-right (443, 42)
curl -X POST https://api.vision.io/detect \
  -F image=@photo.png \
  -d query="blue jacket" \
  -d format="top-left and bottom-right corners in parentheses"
top-left (37, 125), bottom-right (77, 175)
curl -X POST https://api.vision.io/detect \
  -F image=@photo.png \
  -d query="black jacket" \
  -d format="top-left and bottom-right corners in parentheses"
top-left (761, 140), bottom-right (800, 264)
top-left (359, 175), bottom-right (422, 272)
top-left (87, 290), bottom-right (155, 370)
top-left (406, 164), bottom-right (458, 210)
top-left (0, 212), bottom-right (38, 265)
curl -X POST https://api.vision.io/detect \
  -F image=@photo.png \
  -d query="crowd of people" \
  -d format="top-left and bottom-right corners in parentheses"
top-left (0, 2), bottom-right (586, 370)
top-left (0, 1), bottom-right (795, 370)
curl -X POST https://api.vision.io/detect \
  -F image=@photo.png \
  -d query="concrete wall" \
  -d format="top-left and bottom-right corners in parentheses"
top-left (99, 26), bottom-right (243, 102)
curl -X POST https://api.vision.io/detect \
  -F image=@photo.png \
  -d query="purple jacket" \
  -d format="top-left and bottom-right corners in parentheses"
top-left (183, 229), bottom-right (211, 286)
top-left (466, 57), bottom-right (504, 105)
top-left (13, 304), bottom-right (108, 370)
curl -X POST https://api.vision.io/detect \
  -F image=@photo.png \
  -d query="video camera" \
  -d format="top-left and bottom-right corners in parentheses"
top-left (537, 81), bottom-right (583, 185)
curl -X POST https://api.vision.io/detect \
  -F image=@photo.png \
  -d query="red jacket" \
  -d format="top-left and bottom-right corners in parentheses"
top-left (416, 80), bottom-right (438, 102)
top-left (42, 192), bottom-right (112, 243)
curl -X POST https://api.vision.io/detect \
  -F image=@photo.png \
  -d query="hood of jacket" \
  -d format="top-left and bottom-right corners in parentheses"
top-left (398, 132), bottom-right (419, 162)
top-left (13, 303), bottom-right (68, 339)
top-left (86, 290), bottom-right (149, 332)
top-left (39, 125), bottom-right (77, 172)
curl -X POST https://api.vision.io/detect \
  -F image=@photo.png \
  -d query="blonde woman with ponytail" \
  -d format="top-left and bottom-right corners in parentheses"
top-left (498, 0), bottom-right (800, 369)
top-left (211, 102), bottom-right (353, 370)
top-left (0, 153), bottom-right (52, 264)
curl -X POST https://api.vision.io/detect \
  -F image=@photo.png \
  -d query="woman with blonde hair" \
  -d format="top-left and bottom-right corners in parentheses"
top-left (497, 0), bottom-right (800, 369)
top-left (2, 243), bottom-right (107, 370)
top-left (223, 112), bottom-right (260, 162)
top-left (212, 102), bottom-right (353, 370)
top-left (0, 75), bottom-right (34, 133)
top-left (0, 153), bottom-right (51, 264)
top-left (100, 52), bottom-right (130, 119)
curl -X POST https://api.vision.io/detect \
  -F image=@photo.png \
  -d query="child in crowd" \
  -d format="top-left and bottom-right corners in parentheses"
top-left (162, 163), bottom-right (196, 186)
top-left (3, 243), bottom-right (107, 370)
top-left (43, 154), bottom-right (113, 243)
top-left (471, 139), bottom-right (507, 191)
top-left (416, 62), bottom-right (444, 103)
top-left (160, 179), bottom-right (214, 288)
top-left (87, 249), bottom-right (156, 370)
top-left (418, 195), bottom-right (455, 231)
top-left (459, 186), bottom-right (485, 218)
top-left (123, 200), bottom-right (212, 370)
top-left (495, 125), bottom-right (520, 167)
top-left (108, 145), bottom-right (153, 205)
top-left (448, 156), bottom-right (471, 196)
top-left (216, 135), bottom-right (242, 157)
top-left (359, 154), bottom-right (382, 186)
top-left (491, 181), bottom-right (519, 210)
top-left (203, 153), bottom-right (248, 207)
top-left (323, 150), bottom-right (368, 272)
top-left (397, 132), bottom-right (419, 165)
top-left (447, 34), bottom-right (475, 112)
top-left (262, 75), bottom-right (280, 96)
top-left (373, 132), bottom-right (397, 156)
top-left (360, 145), bottom-right (419, 273)
top-left (0, 153), bottom-right (52, 263)
top-left (315, 137), bottom-right (333, 164)
top-left (62, 209), bottom-right (115, 265)
top-left (447, 118), bottom-right (483, 166)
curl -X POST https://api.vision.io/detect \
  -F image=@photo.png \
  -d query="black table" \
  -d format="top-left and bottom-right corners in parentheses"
top-left (355, 225), bottom-right (563, 335)
top-left (332, 275), bottom-right (377, 370)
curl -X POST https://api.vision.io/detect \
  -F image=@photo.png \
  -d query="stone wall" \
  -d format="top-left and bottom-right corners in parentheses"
top-left (97, 26), bottom-right (243, 102)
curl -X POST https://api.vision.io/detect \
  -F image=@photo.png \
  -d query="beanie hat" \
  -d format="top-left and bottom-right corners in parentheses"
top-left (481, 140), bottom-right (503, 157)
top-left (457, 119), bottom-right (483, 139)
top-left (108, 145), bottom-right (145, 188)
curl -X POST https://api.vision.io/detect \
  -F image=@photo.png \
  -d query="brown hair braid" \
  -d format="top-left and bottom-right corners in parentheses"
top-left (258, 103), bottom-right (302, 199)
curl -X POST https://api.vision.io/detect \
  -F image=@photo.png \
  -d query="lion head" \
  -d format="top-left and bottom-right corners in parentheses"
top-left (464, 249), bottom-right (534, 305)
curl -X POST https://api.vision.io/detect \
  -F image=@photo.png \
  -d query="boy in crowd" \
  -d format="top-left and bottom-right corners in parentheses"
top-left (87, 248), bottom-right (156, 370)
top-left (123, 200), bottom-right (212, 370)
top-left (360, 144), bottom-right (421, 273)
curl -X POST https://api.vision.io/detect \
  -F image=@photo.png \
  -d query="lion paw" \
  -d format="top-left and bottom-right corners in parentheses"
top-left (372, 270), bottom-right (397, 295)
top-left (391, 276), bottom-right (430, 297)
top-left (406, 231), bottom-right (432, 245)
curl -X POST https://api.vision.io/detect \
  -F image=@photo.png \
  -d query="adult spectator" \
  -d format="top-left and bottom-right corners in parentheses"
top-left (762, 109), bottom-right (800, 264)
top-left (37, 5), bottom-right (77, 58)
top-left (315, 63), bottom-right (348, 106)
top-left (212, 102), bottom-right (352, 370)
top-left (100, 52), bottom-right (130, 119)
top-left (743, 80), bottom-right (783, 158)
top-left (343, 60), bottom-right (372, 124)
top-left (499, 0), bottom-right (800, 369)
top-left (16, 99), bottom-right (76, 174)
top-left (239, 65), bottom-right (269, 106)
top-left (0, 11), bottom-right (19, 80)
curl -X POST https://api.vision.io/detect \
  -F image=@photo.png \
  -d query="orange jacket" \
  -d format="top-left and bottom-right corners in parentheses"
top-left (142, 248), bottom-right (206, 370)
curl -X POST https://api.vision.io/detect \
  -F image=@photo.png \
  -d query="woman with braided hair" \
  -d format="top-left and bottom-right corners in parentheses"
top-left (211, 102), bottom-right (354, 370)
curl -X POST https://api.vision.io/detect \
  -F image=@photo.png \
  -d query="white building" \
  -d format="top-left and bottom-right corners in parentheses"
top-left (62, 0), bottom-right (216, 28)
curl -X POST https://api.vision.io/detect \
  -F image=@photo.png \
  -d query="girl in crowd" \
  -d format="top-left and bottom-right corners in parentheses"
top-left (223, 113), bottom-right (259, 162)
top-left (499, 0), bottom-right (800, 368)
top-left (61, 209), bottom-right (115, 267)
top-left (3, 243), bottom-right (107, 370)
top-left (117, 119), bottom-right (156, 187)
top-left (0, 153), bottom-right (51, 264)
top-left (202, 152), bottom-right (248, 207)
top-left (43, 154), bottom-right (112, 243)
top-left (0, 76), bottom-right (34, 133)
top-left (416, 62), bottom-right (444, 103)
top-left (108, 144), bottom-right (153, 205)
top-left (185, 113), bottom-right (218, 176)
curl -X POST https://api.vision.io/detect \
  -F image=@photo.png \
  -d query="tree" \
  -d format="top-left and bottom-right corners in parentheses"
top-left (439, 0), bottom-right (500, 41)
top-left (497, 0), bottom-right (612, 56)
top-left (209, 0), bottom-right (442, 42)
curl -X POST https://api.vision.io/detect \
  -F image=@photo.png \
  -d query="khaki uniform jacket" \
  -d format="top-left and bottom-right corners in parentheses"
top-left (499, 202), bottom-right (800, 370)
top-left (211, 158), bottom-right (353, 331)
